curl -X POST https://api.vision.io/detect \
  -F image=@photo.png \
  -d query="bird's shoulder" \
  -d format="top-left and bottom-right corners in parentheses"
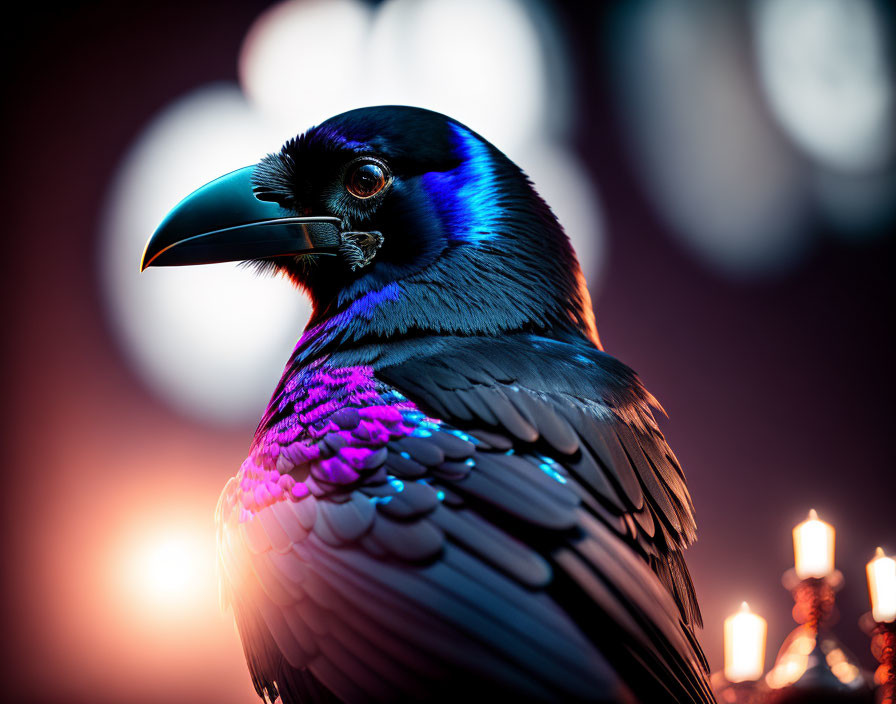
top-left (372, 332), bottom-right (702, 623)
top-left (373, 332), bottom-right (699, 551)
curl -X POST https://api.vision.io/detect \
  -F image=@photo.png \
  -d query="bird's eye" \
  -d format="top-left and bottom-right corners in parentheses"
top-left (346, 160), bottom-right (388, 199)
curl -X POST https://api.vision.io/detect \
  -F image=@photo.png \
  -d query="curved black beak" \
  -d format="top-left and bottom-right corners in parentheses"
top-left (140, 166), bottom-right (342, 271)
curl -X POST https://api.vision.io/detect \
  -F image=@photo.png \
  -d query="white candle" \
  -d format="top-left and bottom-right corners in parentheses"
top-left (724, 602), bottom-right (767, 683)
top-left (793, 509), bottom-right (835, 579)
top-left (866, 547), bottom-right (896, 623)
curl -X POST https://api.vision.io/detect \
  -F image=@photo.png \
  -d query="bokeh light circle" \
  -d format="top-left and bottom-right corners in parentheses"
top-left (127, 530), bottom-right (209, 610)
top-left (367, 0), bottom-right (548, 154)
top-left (754, 0), bottom-right (895, 174)
top-left (101, 84), bottom-right (310, 425)
top-left (239, 0), bottom-right (373, 131)
top-left (610, 0), bottom-right (811, 276)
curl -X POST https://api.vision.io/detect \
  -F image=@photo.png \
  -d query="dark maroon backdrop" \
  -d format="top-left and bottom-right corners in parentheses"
top-left (3, 2), bottom-right (894, 703)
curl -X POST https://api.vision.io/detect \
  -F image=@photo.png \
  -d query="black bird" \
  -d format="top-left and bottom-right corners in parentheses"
top-left (142, 106), bottom-right (715, 703)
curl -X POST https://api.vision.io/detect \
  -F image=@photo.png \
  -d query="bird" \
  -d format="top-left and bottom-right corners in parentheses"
top-left (141, 106), bottom-right (715, 704)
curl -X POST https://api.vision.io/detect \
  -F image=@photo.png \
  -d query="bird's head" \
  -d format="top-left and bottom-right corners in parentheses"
top-left (142, 106), bottom-right (598, 352)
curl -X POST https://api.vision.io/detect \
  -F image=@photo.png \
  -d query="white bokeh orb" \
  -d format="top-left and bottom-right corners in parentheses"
top-left (239, 0), bottom-right (373, 132)
top-left (367, 0), bottom-right (549, 154)
top-left (611, 0), bottom-right (812, 277)
top-left (754, 0), bottom-right (894, 174)
top-left (101, 84), bottom-right (311, 425)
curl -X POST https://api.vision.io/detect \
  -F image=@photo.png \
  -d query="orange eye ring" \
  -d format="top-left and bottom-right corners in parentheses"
top-left (345, 160), bottom-right (389, 199)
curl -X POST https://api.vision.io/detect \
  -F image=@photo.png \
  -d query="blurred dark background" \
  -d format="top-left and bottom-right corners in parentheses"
top-left (2, 1), bottom-right (894, 703)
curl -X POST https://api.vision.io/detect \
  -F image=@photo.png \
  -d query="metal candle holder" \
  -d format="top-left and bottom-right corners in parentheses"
top-left (764, 569), bottom-right (873, 703)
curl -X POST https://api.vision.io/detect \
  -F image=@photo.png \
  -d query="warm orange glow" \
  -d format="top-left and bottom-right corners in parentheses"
top-left (15, 449), bottom-right (258, 704)
top-left (128, 531), bottom-right (206, 608)
top-left (765, 627), bottom-right (815, 689)
top-left (793, 509), bottom-right (835, 579)
top-left (723, 602), bottom-right (767, 683)
top-left (867, 547), bottom-right (896, 623)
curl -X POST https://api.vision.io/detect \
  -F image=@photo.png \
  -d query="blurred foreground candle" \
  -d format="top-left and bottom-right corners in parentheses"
top-left (793, 509), bottom-right (835, 579)
top-left (867, 547), bottom-right (896, 623)
top-left (724, 602), bottom-right (767, 683)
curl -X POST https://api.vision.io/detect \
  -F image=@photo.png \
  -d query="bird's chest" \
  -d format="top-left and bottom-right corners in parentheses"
top-left (221, 362), bottom-right (428, 525)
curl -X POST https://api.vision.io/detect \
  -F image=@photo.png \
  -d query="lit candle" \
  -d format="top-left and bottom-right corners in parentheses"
top-left (793, 509), bottom-right (835, 579)
top-left (866, 547), bottom-right (896, 623)
top-left (724, 602), bottom-right (768, 683)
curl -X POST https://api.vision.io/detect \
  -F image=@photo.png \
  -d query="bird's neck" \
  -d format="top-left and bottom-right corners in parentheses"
top-left (289, 246), bottom-right (598, 367)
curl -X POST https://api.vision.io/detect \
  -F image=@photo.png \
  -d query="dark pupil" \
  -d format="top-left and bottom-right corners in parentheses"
top-left (351, 163), bottom-right (384, 197)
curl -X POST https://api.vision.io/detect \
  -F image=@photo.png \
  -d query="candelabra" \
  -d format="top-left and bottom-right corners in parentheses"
top-left (711, 511), bottom-right (896, 704)
top-left (764, 568), bottom-right (872, 703)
